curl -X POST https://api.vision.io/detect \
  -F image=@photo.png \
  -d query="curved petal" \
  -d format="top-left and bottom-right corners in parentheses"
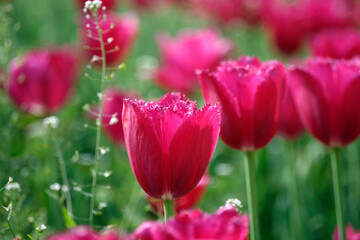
top-left (289, 68), bottom-right (332, 146)
top-left (167, 104), bottom-right (220, 199)
top-left (122, 99), bottom-right (165, 199)
top-left (338, 75), bottom-right (360, 146)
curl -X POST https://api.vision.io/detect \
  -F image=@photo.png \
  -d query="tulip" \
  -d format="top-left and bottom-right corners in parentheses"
top-left (147, 173), bottom-right (210, 215)
top-left (47, 226), bottom-right (131, 240)
top-left (76, 0), bottom-right (118, 10)
top-left (199, 56), bottom-right (285, 240)
top-left (154, 29), bottom-right (231, 94)
top-left (122, 92), bottom-right (221, 220)
top-left (289, 57), bottom-right (360, 240)
top-left (277, 79), bottom-right (304, 140)
top-left (199, 56), bottom-right (285, 151)
top-left (133, 204), bottom-right (249, 240)
top-left (89, 88), bottom-right (137, 146)
top-left (81, 12), bottom-right (139, 67)
top-left (264, 0), bottom-right (308, 54)
top-left (334, 225), bottom-right (360, 240)
top-left (130, 0), bottom-right (168, 10)
top-left (310, 28), bottom-right (360, 59)
top-left (6, 48), bottom-right (78, 116)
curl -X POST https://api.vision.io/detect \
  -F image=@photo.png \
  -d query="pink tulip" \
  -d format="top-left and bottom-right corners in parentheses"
top-left (7, 47), bottom-right (78, 116)
top-left (199, 56), bottom-right (285, 151)
top-left (130, 0), bottom-right (168, 10)
top-left (310, 28), bottom-right (360, 59)
top-left (264, 0), bottom-right (308, 54)
top-left (154, 29), bottom-right (232, 94)
top-left (147, 173), bottom-right (210, 215)
top-left (288, 57), bottom-right (360, 147)
top-left (122, 92), bottom-right (221, 200)
top-left (76, 0), bottom-right (118, 10)
top-left (334, 225), bottom-right (360, 240)
top-left (133, 204), bottom-right (249, 240)
top-left (277, 76), bottom-right (304, 140)
top-left (90, 88), bottom-right (137, 146)
top-left (81, 12), bottom-right (139, 67)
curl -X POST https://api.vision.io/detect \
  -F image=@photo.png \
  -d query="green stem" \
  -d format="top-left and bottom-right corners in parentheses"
top-left (331, 148), bottom-right (346, 240)
top-left (287, 143), bottom-right (304, 240)
top-left (51, 130), bottom-right (73, 218)
top-left (163, 200), bottom-right (173, 223)
top-left (89, 12), bottom-right (107, 227)
top-left (0, 200), bottom-right (16, 238)
top-left (244, 151), bottom-right (260, 240)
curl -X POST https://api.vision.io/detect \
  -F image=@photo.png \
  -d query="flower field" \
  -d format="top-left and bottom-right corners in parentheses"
top-left (0, 0), bottom-right (360, 239)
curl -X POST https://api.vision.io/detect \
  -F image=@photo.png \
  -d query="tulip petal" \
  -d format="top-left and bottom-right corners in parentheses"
top-left (289, 68), bottom-right (331, 145)
top-left (122, 100), bottom-right (165, 199)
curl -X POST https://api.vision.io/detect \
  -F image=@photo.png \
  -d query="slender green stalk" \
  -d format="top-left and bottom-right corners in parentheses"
top-left (244, 151), bottom-right (260, 240)
top-left (51, 130), bottom-right (73, 218)
top-left (89, 12), bottom-right (107, 227)
top-left (163, 200), bottom-right (174, 223)
top-left (331, 148), bottom-right (346, 240)
top-left (287, 143), bottom-right (303, 240)
top-left (0, 201), bottom-right (16, 238)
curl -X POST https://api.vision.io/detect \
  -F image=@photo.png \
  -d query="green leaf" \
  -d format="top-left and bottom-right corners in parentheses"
top-left (62, 207), bottom-right (76, 229)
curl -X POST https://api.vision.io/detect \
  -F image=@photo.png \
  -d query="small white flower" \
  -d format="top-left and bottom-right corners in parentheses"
top-left (36, 224), bottom-right (47, 233)
top-left (107, 37), bottom-right (114, 44)
top-left (225, 198), bottom-right (243, 212)
top-left (102, 6), bottom-right (106, 11)
top-left (50, 183), bottom-right (61, 191)
top-left (99, 146), bottom-right (110, 155)
top-left (43, 116), bottom-right (60, 129)
top-left (91, 55), bottom-right (101, 63)
top-left (86, 14), bottom-right (91, 20)
top-left (5, 182), bottom-right (21, 191)
top-left (97, 92), bottom-right (103, 100)
top-left (103, 171), bottom-right (112, 178)
top-left (109, 113), bottom-right (118, 125)
top-left (98, 202), bottom-right (107, 209)
top-left (8, 176), bottom-right (13, 184)
top-left (62, 185), bottom-right (69, 193)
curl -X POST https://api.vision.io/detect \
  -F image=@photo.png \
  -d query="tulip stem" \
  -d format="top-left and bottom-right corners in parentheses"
top-left (244, 151), bottom-right (260, 240)
top-left (163, 200), bottom-right (173, 223)
top-left (89, 11), bottom-right (107, 227)
top-left (331, 148), bottom-right (346, 240)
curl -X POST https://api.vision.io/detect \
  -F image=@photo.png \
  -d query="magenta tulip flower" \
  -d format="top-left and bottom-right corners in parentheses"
top-left (7, 48), bottom-right (78, 116)
top-left (81, 12), bottom-right (139, 67)
top-left (147, 173), bottom-right (210, 215)
top-left (277, 77), bottom-right (304, 140)
top-left (310, 28), bottom-right (360, 59)
top-left (154, 29), bottom-right (232, 93)
top-left (47, 226), bottom-right (131, 240)
top-left (199, 56), bottom-right (285, 151)
top-left (122, 92), bottom-right (221, 202)
top-left (334, 225), bottom-right (360, 240)
top-left (133, 204), bottom-right (249, 240)
top-left (90, 88), bottom-right (137, 146)
top-left (289, 57), bottom-right (360, 147)
top-left (289, 57), bottom-right (360, 240)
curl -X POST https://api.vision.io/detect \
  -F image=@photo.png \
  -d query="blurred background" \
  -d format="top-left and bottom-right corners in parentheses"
top-left (0, 0), bottom-right (360, 239)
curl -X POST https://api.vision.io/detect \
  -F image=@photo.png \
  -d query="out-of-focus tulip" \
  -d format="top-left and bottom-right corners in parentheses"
top-left (288, 57), bottom-right (360, 147)
top-left (130, 0), bottom-right (168, 10)
top-left (334, 225), bottom-right (360, 240)
top-left (90, 88), bottom-right (137, 146)
top-left (76, 0), bottom-right (118, 10)
top-left (7, 48), bottom-right (78, 116)
top-left (154, 29), bottom-right (231, 94)
top-left (147, 173), bottom-right (210, 215)
top-left (277, 77), bottom-right (304, 140)
top-left (264, 0), bottom-right (308, 54)
top-left (81, 12), bottom-right (139, 67)
top-left (133, 204), bottom-right (249, 240)
top-left (191, 0), bottom-right (264, 25)
top-left (122, 92), bottom-right (221, 200)
top-left (310, 28), bottom-right (360, 59)
top-left (304, 0), bottom-right (358, 34)
top-left (47, 226), bottom-right (131, 240)
top-left (199, 56), bottom-right (285, 151)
